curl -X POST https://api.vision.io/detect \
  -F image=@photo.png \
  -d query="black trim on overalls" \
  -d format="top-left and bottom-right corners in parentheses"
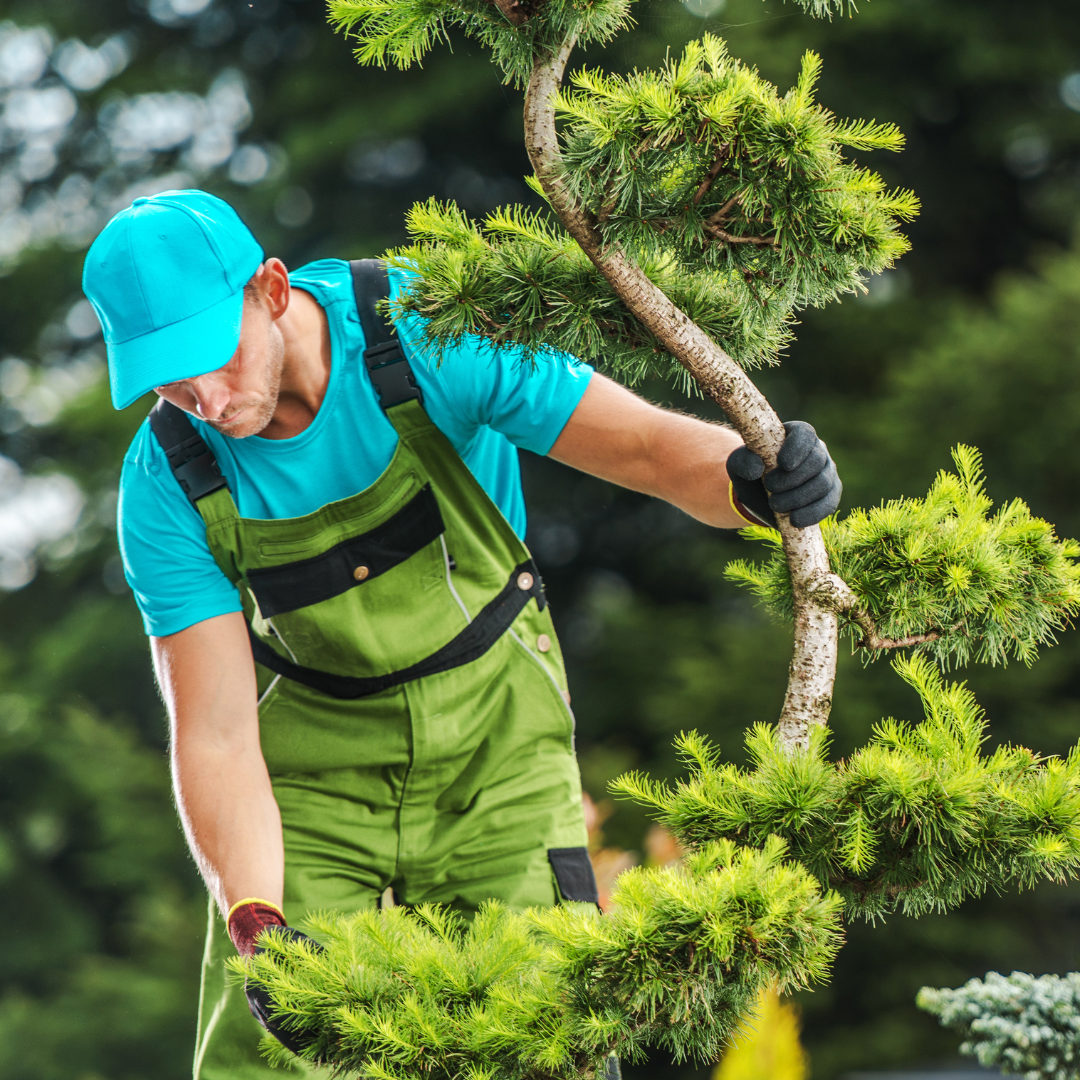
top-left (248, 556), bottom-right (547, 699)
top-left (547, 847), bottom-right (600, 905)
top-left (146, 258), bottom-right (548, 698)
top-left (247, 484), bottom-right (445, 618)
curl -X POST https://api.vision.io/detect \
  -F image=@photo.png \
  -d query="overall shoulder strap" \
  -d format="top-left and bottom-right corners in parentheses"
top-left (349, 258), bottom-right (423, 410)
top-left (147, 399), bottom-right (228, 506)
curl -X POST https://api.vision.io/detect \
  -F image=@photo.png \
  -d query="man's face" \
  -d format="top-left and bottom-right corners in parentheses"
top-left (154, 290), bottom-right (285, 439)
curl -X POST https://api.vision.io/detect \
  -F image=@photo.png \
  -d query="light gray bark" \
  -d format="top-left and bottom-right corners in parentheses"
top-left (523, 37), bottom-right (855, 750)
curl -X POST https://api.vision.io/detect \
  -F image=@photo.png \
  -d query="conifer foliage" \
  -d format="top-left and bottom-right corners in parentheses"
top-left (616, 657), bottom-right (1080, 920)
top-left (229, 842), bottom-right (842, 1076)
top-left (726, 446), bottom-right (1080, 667)
top-left (330, 0), bottom-right (850, 89)
top-left (384, 38), bottom-right (916, 388)
top-left (227, 0), bottom-right (1080, 1073)
top-left (918, 971), bottom-right (1080, 1080)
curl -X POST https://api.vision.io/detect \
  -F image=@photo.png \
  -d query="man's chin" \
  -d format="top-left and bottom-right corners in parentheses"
top-left (208, 410), bottom-right (271, 439)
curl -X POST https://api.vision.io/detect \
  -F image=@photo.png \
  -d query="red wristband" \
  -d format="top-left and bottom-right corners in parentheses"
top-left (728, 480), bottom-right (768, 527)
top-left (227, 898), bottom-right (286, 957)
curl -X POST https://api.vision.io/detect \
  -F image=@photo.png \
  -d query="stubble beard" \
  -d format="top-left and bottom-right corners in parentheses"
top-left (208, 330), bottom-right (286, 439)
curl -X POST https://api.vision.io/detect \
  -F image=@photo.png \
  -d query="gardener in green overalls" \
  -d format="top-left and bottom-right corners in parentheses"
top-left (82, 190), bottom-right (841, 1077)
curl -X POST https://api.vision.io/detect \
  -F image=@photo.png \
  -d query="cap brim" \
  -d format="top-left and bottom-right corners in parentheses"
top-left (108, 287), bottom-right (245, 410)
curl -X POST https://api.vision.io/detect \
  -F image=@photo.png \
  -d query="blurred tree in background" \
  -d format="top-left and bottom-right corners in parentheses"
top-left (1, 0), bottom-right (1080, 1077)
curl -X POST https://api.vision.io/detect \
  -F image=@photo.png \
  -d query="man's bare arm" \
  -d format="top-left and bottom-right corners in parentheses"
top-left (152, 611), bottom-right (284, 918)
top-left (549, 373), bottom-right (749, 529)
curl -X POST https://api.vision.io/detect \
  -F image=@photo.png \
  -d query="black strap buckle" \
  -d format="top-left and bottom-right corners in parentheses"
top-left (173, 450), bottom-right (227, 504)
top-left (364, 344), bottom-right (423, 409)
top-left (148, 400), bottom-right (228, 506)
top-left (351, 258), bottom-right (423, 410)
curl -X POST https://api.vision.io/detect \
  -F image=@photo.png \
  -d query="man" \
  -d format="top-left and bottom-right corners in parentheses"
top-left (83, 190), bottom-right (840, 1077)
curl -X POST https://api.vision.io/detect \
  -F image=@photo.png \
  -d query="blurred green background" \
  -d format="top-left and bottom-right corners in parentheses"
top-left (1, 0), bottom-right (1080, 1076)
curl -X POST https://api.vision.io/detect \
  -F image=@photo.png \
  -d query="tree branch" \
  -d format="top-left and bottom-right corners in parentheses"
top-left (860, 630), bottom-right (944, 650)
top-left (847, 608), bottom-right (953, 651)
top-left (705, 223), bottom-right (779, 247)
top-left (524, 35), bottom-right (844, 754)
top-left (486, 0), bottom-right (530, 26)
top-left (705, 191), bottom-right (741, 223)
top-left (693, 145), bottom-right (730, 205)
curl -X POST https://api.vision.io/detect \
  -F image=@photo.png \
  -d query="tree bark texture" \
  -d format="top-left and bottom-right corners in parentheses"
top-left (523, 38), bottom-right (854, 750)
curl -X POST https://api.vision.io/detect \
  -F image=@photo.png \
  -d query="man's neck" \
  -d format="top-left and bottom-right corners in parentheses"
top-left (260, 288), bottom-right (331, 440)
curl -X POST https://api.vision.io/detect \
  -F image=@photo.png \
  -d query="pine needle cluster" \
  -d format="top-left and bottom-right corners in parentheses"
top-left (614, 656), bottom-right (1080, 920)
top-left (329, 0), bottom-right (630, 88)
top-left (555, 41), bottom-right (918, 302)
top-left (384, 39), bottom-right (916, 384)
top-left (228, 842), bottom-right (842, 1078)
top-left (725, 446), bottom-right (1080, 668)
top-left (327, 0), bottom-right (851, 90)
top-left (385, 202), bottom-right (793, 389)
top-left (918, 971), bottom-right (1080, 1080)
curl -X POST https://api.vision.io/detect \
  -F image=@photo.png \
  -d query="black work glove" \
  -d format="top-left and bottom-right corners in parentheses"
top-left (726, 420), bottom-right (841, 529)
top-left (245, 926), bottom-right (325, 1056)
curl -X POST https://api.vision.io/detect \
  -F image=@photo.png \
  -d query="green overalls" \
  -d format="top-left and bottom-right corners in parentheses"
top-left (148, 262), bottom-right (594, 1079)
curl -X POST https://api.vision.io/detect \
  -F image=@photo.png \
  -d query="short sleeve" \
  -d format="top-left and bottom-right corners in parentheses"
top-left (118, 423), bottom-right (242, 637)
top-left (391, 272), bottom-right (594, 456)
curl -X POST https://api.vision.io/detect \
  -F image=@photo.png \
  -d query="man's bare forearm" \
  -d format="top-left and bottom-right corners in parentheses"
top-left (153, 611), bottom-right (284, 918)
top-left (549, 374), bottom-right (748, 528)
top-left (171, 735), bottom-right (284, 915)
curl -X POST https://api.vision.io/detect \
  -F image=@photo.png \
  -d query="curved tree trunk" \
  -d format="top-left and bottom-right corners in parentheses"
top-left (523, 37), bottom-right (854, 750)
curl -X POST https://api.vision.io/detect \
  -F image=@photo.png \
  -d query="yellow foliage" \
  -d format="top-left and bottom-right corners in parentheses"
top-left (713, 986), bottom-right (809, 1080)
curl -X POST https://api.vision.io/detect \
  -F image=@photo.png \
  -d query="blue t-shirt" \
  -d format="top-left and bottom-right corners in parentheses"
top-left (119, 259), bottom-right (593, 638)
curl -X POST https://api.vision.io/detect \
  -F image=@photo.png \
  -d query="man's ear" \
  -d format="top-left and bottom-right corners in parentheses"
top-left (252, 258), bottom-right (291, 320)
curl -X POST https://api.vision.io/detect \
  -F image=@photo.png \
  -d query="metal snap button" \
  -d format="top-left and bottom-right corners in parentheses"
top-left (537, 633), bottom-right (551, 653)
top-left (517, 572), bottom-right (534, 591)
top-left (353, 565), bottom-right (370, 582)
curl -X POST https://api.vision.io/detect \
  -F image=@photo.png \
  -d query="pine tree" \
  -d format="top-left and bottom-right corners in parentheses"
top-left (230, 0), bottom-right (1080, 1073)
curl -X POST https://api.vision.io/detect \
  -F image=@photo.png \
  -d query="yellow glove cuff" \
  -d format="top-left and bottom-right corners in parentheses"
top-left (728, 479), bottom-right (759, 527)
top-left (226, 897), bottom-right (285, 924)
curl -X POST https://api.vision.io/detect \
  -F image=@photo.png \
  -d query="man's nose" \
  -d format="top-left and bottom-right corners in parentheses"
top-left (189, 376), bottom-right (231, 420)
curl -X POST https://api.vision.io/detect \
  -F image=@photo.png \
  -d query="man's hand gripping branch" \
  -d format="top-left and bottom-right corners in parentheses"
top-left (549, 375), bottom-right (841, 530)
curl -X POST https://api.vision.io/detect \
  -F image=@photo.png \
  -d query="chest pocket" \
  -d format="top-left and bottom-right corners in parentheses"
top-left (247, 484), bottom-right (444, 619)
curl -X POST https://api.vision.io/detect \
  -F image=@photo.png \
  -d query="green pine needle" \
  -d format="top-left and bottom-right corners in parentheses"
top-left (328, 0), bottom-right (852, 87)
top-left (614, 655), bottom-right (1080, 920)
top-left (228, 848), bottom-right (842, 1076)
top-left (725, 445), bottom-right (1080, 669)
top-left (376, 35), bottom-right (915, 386)
top-left (553, 36), bottom-right (915, 297)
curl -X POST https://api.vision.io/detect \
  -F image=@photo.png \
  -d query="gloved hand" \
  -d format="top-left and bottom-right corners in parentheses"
top-left (726, 420), bottom-right (841, 529)
top-left (228, 898), bottom-right (324, 1056)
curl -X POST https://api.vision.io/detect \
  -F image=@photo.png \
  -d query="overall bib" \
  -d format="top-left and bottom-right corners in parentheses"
top-left (149, 263), bottom-right (593, 1080)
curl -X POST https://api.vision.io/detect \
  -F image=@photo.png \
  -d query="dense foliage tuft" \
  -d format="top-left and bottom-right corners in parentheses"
top-left (555, 39), bottom-right (917, 302)
top-left (615, 657), bottom-right (1080, 920)
top-left (386, 38), bottom-right (916, 382)
top-left (328, 0), bottom-right (631, 87)
top-left (918, 971), bottom-right (1080, 1080)
top-left (327, 0), bottom-right (851, 88)
top-left (387, 201), bottom-right (792, 387)
top-left (229, 842), bottom-right (842, 1077)
top-left (726, 446), bottom-right (1080, 668)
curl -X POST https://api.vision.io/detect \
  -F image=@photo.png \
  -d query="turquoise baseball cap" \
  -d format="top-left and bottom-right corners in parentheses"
top-left (82, 189), bottom-right (264, 410)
